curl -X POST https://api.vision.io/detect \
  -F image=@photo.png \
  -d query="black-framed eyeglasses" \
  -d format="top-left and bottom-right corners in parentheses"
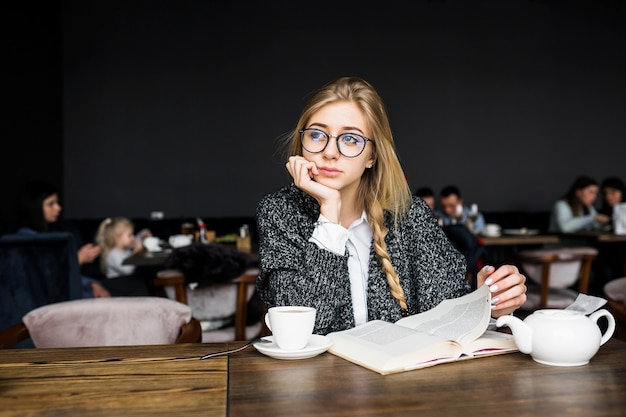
top-left (299, 128), bottom-right (373, 158)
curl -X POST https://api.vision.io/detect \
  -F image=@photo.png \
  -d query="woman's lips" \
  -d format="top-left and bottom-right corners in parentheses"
top-left (318, 167), bottom-right (340, 177)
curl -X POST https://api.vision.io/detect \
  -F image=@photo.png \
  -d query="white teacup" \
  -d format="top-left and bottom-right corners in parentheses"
top-left (143, 236), bottom-right (161, 252)
top-left (264, 306), bottom-right (316, 350)
top-left (169, 234), bottom-right (193, 248)
top-left (483, 223), bottom-right (501, 237)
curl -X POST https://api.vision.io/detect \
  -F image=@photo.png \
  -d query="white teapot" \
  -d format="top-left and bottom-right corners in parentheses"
top-left (496, 309), bottom-right (615, 366)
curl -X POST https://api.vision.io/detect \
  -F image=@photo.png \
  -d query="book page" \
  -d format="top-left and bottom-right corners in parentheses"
top-left (327, 286), bottom-right (516, 374)
top-left (461, 330), bottom-right (517, 356)
top-left (328, 320), bottom-right (462, 374)
top-left (394, 284), bottom-right (491, 346)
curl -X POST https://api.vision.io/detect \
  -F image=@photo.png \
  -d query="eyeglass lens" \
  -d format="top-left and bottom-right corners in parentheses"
top-left (301, 129), bottom-right (368, 158)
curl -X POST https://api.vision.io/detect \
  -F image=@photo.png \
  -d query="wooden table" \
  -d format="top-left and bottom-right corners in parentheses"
top-left (123, 248), bottom-right (171, 266)
top-left (2, 339), bottom-right (626, 416)
top-left (479, 234), bottom-right (560, 265)
top-left (480, 233), bottom-right (559, 246)
top-left (0, 344), bottom-right (229, 416)
top-left (564, 231), bottom-right (626, 243)
top-left (123, 244), bottom-right (259, 267)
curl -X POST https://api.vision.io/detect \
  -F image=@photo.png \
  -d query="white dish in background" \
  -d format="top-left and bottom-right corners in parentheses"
top-left (143, 236), bottom-right (162, 252)
top-left (253, 334), bottom-right (333, 360)
top-left (481, 231), bottom-right (501, 238)
top-left (502, 229), bottom-right (540, 236)
top-left (169, 234), bottom-right (193, 248)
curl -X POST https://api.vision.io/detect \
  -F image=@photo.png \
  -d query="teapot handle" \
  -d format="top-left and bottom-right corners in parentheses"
top-left (589, 309), bottom-right (616, 346)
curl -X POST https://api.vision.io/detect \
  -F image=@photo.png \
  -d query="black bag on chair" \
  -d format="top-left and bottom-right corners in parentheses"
top-left (164, 243), bottom-right (250, 287)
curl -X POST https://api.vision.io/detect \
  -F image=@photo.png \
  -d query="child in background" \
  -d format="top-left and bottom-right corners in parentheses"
top-left (95, 217), bottom-right (144, 278)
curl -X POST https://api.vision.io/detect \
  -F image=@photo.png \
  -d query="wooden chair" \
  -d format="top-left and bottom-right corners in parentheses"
top-left (0, 297), bottom-right (201, 349)
top-left (604, 277), bottom-right (626, 341)
top-left (517, 247), bottom-right (597, 310)
top-left (154, 267), bottom-right (264, 341)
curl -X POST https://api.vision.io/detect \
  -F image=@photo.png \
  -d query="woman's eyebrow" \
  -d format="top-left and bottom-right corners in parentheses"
top-left (308, 122), bottom-right (365, 134)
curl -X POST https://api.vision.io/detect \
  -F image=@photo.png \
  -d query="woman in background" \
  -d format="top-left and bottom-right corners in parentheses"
top-left (548, 176), bottom-right (610, 234)
top-left (16, 181), bottom-right (110, 298)
top-left (597, 176), bottom-right (626, 288)
top-left (599, 176), bottom-right (626, 219)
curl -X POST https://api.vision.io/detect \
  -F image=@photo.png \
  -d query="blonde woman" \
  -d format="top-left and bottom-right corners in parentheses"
top-left (256, 77), bottom-right (527, 335)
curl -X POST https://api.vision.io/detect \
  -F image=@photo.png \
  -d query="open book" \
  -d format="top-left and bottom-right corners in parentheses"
top-left (327, 285), bottom-right (518, 375)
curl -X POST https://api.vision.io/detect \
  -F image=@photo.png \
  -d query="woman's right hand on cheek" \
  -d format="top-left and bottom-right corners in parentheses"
top-left (286, 156), bottom-right (338, 200)
top-left (286, 156), bottom-right (341, 221)
top-left (286, 156), bottom-right (317, 188)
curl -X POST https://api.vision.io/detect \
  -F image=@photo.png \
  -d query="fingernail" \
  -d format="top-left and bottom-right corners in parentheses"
top-left (485, 278), bottom-right (493, 285)
top-left (491, 297), bottom-right (499, 304)
top-left (491, 304), bottom-right (497, 310)
top-left (489, 285), bottom-right (499, 293)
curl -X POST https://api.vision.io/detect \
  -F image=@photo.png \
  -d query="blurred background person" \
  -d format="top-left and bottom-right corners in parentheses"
top-left (597, 176), bottom-right (626, 290)
top-left (434, 185), bottom-right (485, 234)
top-left (414, 186), bottom-right (435, 211)
top-left (15, 181), bottom-right (110, 298)
top-left (95, 217), bottom-right (144, 278)
top-left (94, 216), bottom-right (152, 296)
top-left (548, 175), bottom-right (610, 234)
top-left (599, 176), bottom-right (626, 220)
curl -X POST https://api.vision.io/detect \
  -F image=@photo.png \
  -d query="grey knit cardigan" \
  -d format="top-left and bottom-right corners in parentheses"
top-left (256, 184), bottom-right (470, 335)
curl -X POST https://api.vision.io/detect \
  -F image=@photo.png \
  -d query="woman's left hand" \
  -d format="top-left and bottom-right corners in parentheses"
top-left (476, 264), bottom-right (527, 317)
top-left (78, 243), bottom-right (102, 265)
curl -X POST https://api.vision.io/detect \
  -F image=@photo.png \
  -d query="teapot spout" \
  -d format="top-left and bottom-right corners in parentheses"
top-left (496, 315), bottom-right (532, 354)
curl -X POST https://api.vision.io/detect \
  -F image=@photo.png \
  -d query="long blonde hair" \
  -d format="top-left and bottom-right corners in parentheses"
top-left (284, 76), bottom-right (413, 309)
top-left (95, 216), bottom-right (134, 275)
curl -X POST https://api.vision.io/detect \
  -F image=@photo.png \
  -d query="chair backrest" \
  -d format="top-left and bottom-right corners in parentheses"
top-left (154, 268), bottom-right (262, 342)
top-left (518, 247), bottom-right (597, 309)
top-left (0, 297), bottom-right (201, 348)
top-left (0, 232), bottom-right (82, 347)
top-left (604, 277), bottom-right (626, 342)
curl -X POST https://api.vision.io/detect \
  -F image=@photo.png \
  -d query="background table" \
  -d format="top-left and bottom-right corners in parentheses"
top-left (480, 234), bottom-right (560, 247)
top-left (480, 233), bottom-right (559, 265)
top-left (565, 231), bottom-right (626, 243)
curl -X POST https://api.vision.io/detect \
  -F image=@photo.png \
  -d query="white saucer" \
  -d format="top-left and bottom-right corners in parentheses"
top-left (481, 232), bottom-right (501, 238)
top-left (253, 335), bottom-right (333, 360)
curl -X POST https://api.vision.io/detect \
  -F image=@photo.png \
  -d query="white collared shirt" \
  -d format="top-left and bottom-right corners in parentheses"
top-left (309, 212), bottom-right (372, 325)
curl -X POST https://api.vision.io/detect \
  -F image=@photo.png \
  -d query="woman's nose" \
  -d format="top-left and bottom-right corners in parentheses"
top-left (322, 136), bottom-right (340, 158)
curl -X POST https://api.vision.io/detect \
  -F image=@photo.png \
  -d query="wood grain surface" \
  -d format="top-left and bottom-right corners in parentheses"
top-left (2, 339), bottom-right (626, 417)
top-left (0, 344), bottom-right (228, 416)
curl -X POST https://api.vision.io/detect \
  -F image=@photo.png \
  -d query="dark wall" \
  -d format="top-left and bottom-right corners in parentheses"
top-left (3, 1), bottom-right (626, 226)
top-left (1, 3), bottom-right (63, 231)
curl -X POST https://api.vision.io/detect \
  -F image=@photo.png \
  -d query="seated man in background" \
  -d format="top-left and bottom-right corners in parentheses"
top-left (414, 187), bottom-right (436, 211)
top-left (435, 185), bottom-right (485, 234)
